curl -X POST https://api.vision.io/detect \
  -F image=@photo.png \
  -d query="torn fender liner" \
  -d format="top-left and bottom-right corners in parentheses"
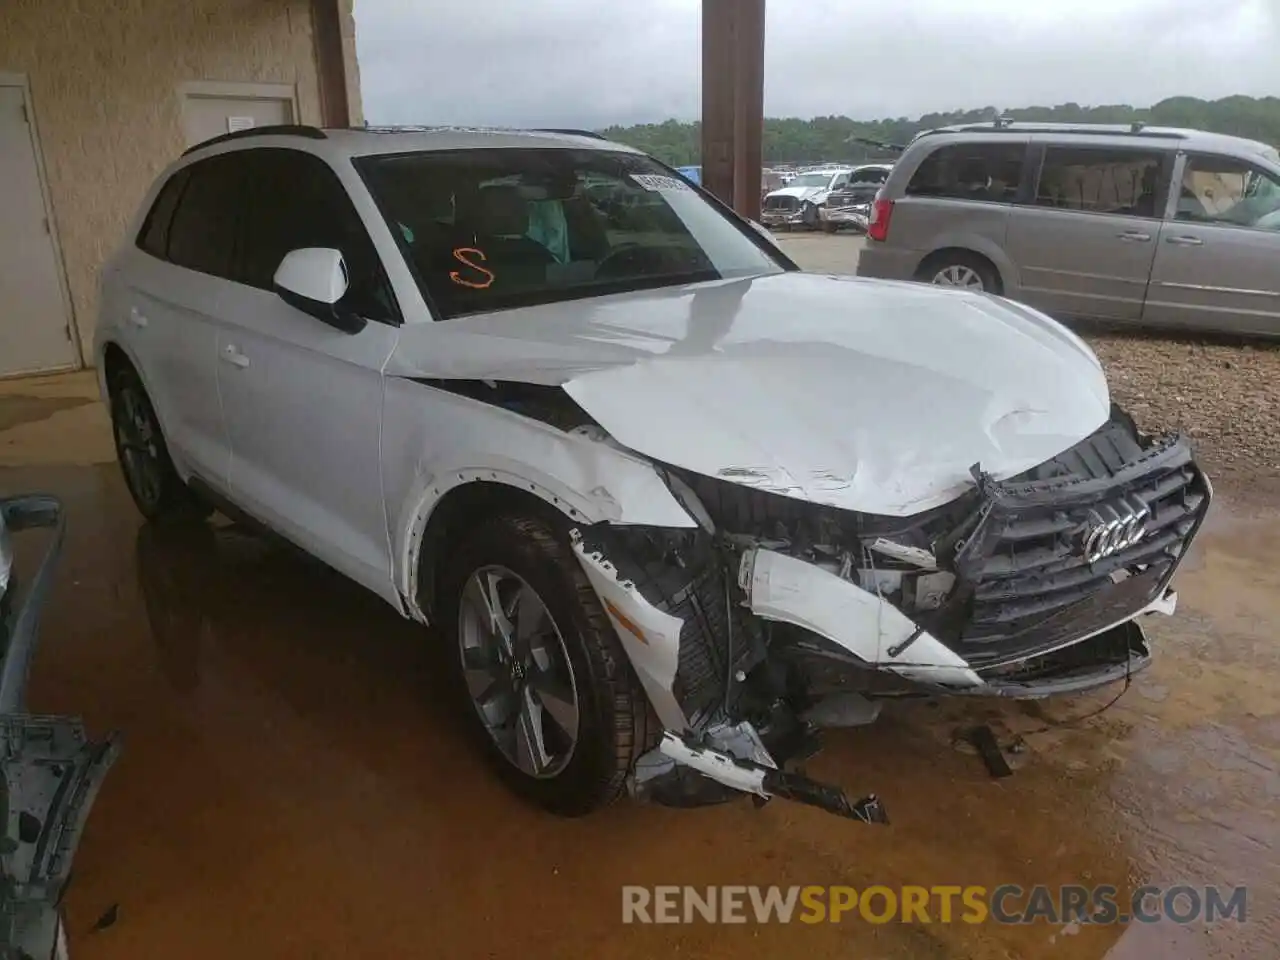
top-left (742, 547), bottom-right (983, 688)
top-left (570, 530), bottom-right (689, 730)
top-left (658, 732), bottom-right (887, 824)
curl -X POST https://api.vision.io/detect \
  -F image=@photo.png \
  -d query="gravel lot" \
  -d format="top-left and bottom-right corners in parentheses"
top-left (777, 233), bottom-right (1280, 497)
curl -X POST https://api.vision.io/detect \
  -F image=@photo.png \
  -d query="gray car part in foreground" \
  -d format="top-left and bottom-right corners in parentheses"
top-left (1, 496), bottom-right (120, 960)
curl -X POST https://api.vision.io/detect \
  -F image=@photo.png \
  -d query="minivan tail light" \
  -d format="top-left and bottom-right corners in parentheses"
top-left (867, 192), bottom-right (894, 242)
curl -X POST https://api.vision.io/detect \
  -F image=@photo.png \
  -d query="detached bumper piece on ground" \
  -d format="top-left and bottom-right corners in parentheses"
top-left (1, 497), bottom-right (120, 959)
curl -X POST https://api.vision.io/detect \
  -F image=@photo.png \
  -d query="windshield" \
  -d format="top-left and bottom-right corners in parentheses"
top-left (786, 172), bottom-right (837, 188)
top-left (357, 148), bottom-right (784, 319)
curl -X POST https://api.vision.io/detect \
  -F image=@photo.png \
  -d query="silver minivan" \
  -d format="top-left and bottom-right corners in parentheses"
top-left (856, 122), bottom-right (1280, 336)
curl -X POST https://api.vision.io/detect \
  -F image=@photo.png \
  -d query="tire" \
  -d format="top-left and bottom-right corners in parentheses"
top-left (918, 251), bottom-right (1001, 294)
top-left (108, 365), bottom-right (211, 524)
top-left (438, 513), bottom-right (654, 816)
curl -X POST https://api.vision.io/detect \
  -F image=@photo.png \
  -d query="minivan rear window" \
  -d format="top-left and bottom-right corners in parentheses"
top-left (905, 143), bottom-right (1026, 203)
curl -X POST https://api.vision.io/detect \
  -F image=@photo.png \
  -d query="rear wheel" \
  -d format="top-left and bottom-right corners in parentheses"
top-left (438, 514), bottom-right (654, 816)
top-left (108, 365), bottom-right (211, 524)
top-left (919, 251), bottom-right (1000, 294)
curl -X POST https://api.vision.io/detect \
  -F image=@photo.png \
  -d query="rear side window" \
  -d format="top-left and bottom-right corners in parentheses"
top-left (239, 148), bottom-right (397, 322)
top-left (905, 143), bottom-right (1026, 203)
top-left (166, 154), bottom-right (244, 278)
top-left (136, 168), bottom-right (190, 258)
top-left (1034, 147), bottom-right (1164, 218)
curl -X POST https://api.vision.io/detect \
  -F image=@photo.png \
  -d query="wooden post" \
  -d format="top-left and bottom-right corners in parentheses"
top-left (701, 0), bottom-right (765, 221)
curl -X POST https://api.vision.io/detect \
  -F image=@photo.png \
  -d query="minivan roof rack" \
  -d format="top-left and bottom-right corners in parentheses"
top-left (917, 122), bottom-right (1188, 142)
top-left (183, 124), bottom-right (327, 156)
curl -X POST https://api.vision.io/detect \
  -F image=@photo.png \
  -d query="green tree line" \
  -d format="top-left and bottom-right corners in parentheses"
top-left (599, 96), bottom-right (1280, 166)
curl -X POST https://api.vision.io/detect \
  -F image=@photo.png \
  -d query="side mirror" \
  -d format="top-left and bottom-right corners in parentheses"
top-left (272, 248), bottom-right (367, 335)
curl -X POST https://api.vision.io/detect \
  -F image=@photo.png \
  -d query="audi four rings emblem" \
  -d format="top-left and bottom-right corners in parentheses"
top-left (1081, 499), bottom-right (1150, 563)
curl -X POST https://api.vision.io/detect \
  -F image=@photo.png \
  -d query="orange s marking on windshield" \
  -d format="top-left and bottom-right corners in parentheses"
top-left (450, 247), bottom-right (495, 289)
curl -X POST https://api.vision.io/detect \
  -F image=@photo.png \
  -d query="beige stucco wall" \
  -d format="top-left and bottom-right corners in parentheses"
top-left (1, 0), bottom-right (353, 362)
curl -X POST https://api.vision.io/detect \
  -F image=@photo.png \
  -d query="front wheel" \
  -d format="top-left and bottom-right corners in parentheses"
top-left (438, 514), bottom-right (654, 816)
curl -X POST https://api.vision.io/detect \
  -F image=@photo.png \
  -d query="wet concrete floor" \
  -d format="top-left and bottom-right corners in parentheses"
top-left (2, 377), bottom-right (1277, 959)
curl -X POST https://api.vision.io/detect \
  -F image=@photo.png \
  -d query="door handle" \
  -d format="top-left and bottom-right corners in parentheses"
top-left (221, 344), bottom-right (250, 369)
top-left (1116, 231), bottom-right (1152, 242)
top-left (128, 307), bottom-right (149, 328)
top-left (1166, 235), bottom-right (1205, 246)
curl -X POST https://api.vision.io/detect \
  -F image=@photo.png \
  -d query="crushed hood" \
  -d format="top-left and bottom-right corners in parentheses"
top-left (388, 272), bottom-right (1110, 516)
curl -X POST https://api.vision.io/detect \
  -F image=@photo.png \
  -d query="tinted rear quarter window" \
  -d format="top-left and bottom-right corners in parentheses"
top-left (136, 168), bottom-right (190, 258)
top-left (905, 142), bottom-right (1026, 203)
top-left (166, 154), bottom-right (244, 278)
top-left (1034, 146), bottom-right (1165, 217)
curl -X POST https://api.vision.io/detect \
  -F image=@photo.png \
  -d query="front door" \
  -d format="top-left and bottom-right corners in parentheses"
top-left (1005, 144), bottom-right (1171, 322)
top-left (215, 148), bottom-right (402, 604)
top-left (0, 83), bottom-right (76, 377)
top-left (1143, 152), bottom-right (1280, 336)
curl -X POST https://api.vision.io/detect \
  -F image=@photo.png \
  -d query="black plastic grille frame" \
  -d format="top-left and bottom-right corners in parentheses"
top-left (951, 423), bottom-right (1210, 666)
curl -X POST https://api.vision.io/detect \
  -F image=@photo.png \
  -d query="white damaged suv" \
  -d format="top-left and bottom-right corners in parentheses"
top-left (96, 125), bottom-right (1210, 820)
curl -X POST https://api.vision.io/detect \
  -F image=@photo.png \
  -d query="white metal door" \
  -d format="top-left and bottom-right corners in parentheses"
top-left (181, 93), bottom-right (292, 147)
top-left (0, 85), bottom-right (76, 378)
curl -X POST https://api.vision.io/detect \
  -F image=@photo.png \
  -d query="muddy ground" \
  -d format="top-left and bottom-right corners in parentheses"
top-left (2, 331), bottom-right (1278, 958)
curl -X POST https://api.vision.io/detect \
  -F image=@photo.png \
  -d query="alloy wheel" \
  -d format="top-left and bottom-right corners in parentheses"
top-left (114, 387), bottom-right (165, 509)
top-left (457, 565), bottom-right (580, 779)
top-left (931, 264), bottom-right (985, 290)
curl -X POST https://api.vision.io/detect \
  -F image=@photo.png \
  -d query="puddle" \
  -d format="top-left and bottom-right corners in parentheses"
top-left (1, 447), bottom-right (1277, 958)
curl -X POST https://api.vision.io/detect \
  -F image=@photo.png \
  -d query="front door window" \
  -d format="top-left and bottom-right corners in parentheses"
top-left (1175, 155), bottom-right (1280, 232)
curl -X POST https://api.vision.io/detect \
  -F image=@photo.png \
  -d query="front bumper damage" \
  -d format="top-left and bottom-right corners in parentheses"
top-left (1, 497), bottom-right (121, 957)
top-left (817, 202), bottom-right (870, 231)
top-left (572, 413), bottom-right (1210, 821)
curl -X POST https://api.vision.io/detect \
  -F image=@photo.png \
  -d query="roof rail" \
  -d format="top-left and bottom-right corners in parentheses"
top-left (183, 124), bottom-right (327, 156)
top-left (532, 128), bottom-right (608, 141)
top-left (937, 123), bottom-right (1187, 142)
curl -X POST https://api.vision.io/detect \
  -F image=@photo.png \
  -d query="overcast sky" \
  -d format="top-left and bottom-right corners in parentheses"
top-left (355, 0), bottom-right (1279, 128)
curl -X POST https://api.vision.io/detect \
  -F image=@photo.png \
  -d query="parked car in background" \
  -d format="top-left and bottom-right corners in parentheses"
top-left (761, 166), bottom-right (854, 230)
top-left (857, 121), bottom-right (1280, 336)
top-left (97, 124), bottom-right (1209, 823)
top-left (817, 163), bottom-right (894, 233)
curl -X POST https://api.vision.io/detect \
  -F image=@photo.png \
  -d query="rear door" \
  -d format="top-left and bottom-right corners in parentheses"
top-left (1143, 152), bottom-right (1280, 335)
top-left (120, 154), bottom-right (240, 491)
top-left (215, 148), bottom-right (402, 604)
top-left (1004, 144), bottom-right (1172, 322)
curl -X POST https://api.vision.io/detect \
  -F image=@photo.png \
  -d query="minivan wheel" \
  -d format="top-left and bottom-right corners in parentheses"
top-left (438, 514), bottom-right (654, 816)
top-left (108, 366), bottom-right (211, 524)
top-left (920, 252), bottom-right (1000, 293)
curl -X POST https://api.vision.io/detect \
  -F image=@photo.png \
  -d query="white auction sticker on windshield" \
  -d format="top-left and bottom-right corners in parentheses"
top-left (630, 173), bottom-right (692, 192)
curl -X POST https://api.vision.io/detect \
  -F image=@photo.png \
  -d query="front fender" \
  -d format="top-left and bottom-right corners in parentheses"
top-left (380, 377), bottom-right (695, 619)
